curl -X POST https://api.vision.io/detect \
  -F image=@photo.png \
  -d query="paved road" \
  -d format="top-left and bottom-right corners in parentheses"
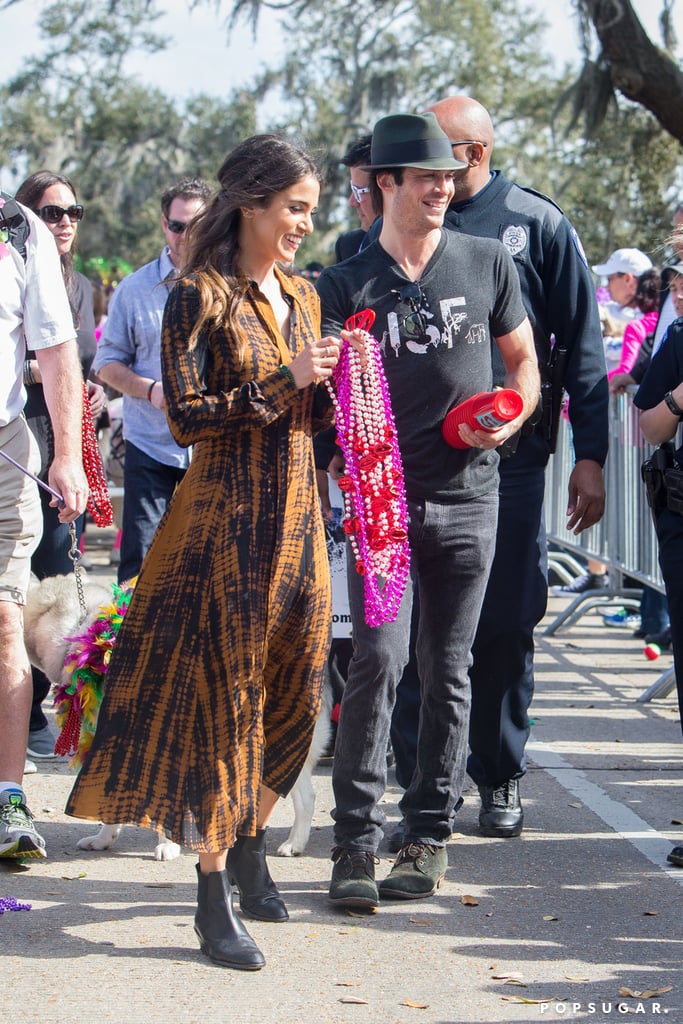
top-left (2, 528), bottom-right (682, 1023)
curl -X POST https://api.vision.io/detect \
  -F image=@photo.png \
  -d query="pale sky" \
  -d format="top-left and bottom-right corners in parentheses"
top-left (2, 0), bottom-right (681, 101)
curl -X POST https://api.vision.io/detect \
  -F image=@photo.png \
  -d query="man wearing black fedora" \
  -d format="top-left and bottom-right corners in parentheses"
top-left (389, 96), bottom-right (608, 847)
top-left (316, 111), bottom-right (539, 906)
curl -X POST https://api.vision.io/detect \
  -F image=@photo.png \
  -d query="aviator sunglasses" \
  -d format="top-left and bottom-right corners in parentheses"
top-left (165, 217), bottom-right (190, 234)
top-left (391, 281), bottom-right (430, 336)
top-left (37, 204), bottom-right (84, 224)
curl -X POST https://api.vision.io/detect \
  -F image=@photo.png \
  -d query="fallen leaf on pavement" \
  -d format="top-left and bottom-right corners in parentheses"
top-left (501, 996), bottom-right (555, 1005)
top-left (460, 894), bottom-right (479, 906)
top-left (400, 998), bottom-right (429, 1009)
top-left (339, 996), bottom-right (369, 1004)
top-left (619, 986), bottom-right (672, 999)
top-left (543, 915), bottom-right (559, 921)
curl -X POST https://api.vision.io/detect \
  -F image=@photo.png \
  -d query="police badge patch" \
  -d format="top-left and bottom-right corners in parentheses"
top-left (501, 224), bottom-right (528, 257)
top-left (570, 226), bottom-right (589, 267)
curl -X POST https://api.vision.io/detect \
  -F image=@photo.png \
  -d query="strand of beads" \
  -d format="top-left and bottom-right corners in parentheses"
top-left (81, 382), bottom-right (113, 528)
top-left (325, 310), bottom-right (410, 627)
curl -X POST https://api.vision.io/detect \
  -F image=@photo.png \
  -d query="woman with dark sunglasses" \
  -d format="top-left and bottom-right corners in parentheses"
top-left (16, 172), bottom-right (94, 370)
top-left (14, 171), bottom-right (105, 765)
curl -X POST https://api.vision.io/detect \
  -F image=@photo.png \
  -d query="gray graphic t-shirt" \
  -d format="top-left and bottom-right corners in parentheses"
top-left (316, 229), bottom-right (526, 501)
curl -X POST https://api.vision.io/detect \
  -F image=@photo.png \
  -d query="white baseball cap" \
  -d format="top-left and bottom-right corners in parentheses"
top-left (592, 248), bottom-right (653, 277)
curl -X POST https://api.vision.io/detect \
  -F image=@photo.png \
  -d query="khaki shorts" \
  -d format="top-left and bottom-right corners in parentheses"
top-left (0, 416), bottom-right (43, 605)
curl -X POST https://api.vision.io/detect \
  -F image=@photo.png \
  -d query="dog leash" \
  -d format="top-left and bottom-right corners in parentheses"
top-left (0, 445), bottom-right (88, 622)
top-left (67, 525), bottom-right (88, 623)
top-left (0, 444), bottom-right (65, 505)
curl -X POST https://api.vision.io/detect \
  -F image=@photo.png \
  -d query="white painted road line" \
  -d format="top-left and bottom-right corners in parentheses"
top-left (527, 737), bottom-right (683, 885)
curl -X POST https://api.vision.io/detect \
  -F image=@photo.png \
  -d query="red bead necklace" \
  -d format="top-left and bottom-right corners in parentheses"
top-left (81, 382), bottom-right (113, 528)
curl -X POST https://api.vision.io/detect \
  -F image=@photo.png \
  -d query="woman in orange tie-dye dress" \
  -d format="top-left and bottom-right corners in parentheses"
top-left (66, 134), bottom-right (348, 971)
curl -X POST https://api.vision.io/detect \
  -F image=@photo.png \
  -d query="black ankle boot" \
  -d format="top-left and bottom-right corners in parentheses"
top-left (194, 864), bottom-right (265, 970)
top-left (226, 829), bottom-right (289, 922)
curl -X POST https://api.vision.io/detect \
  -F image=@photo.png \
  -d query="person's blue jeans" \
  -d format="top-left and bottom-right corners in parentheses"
top-left (331, 491), bottom-right (498, 853)
top-left (118, 441), bottom-right (186, 584)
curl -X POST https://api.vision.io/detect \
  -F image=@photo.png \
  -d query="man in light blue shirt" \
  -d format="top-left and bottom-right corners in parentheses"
top-left (94, 177), bottom-right (212, 583)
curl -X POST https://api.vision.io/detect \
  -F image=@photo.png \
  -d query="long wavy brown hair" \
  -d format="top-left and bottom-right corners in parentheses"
top-left (181, 134), bottom-right (323, 351)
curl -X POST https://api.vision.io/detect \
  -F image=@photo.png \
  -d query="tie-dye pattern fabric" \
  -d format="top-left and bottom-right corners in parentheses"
top-left (66, 268), bottom-right (332, 852)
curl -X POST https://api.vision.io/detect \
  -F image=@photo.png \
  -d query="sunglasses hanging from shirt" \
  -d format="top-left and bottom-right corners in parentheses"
top-left (37, 204), bottom-right (84, 224)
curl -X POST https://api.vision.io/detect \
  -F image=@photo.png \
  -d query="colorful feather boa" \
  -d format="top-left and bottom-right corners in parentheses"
top-left (53, 579), bottom-right (136, 768)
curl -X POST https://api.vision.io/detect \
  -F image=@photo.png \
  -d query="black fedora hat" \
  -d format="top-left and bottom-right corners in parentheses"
top-left (361, 112), bottom-right (467, 171)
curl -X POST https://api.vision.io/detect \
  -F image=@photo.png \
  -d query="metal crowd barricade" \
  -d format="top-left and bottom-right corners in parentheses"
top-left (544, 390), bottom-right (675, 703)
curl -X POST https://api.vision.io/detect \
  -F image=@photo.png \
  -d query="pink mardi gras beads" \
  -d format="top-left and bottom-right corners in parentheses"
top-left (325, 309), bottom-right (410, 627)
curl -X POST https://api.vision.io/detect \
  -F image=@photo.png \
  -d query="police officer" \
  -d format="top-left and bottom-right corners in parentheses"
top-left (634, 261), bottom-right (683, 869)
top-left (389, 95), bottom-right (609, 840)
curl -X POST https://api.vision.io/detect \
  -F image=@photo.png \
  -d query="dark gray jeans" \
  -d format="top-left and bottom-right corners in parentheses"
top-left (331, 492), bottom-right (498, 852)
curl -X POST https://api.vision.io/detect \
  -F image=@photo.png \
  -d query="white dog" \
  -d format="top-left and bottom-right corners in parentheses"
top-left (23, 572), bottom-right (180, 861)
top-left (24, 573), bottom-right (332, 860)
top-left (276, 679), bottom-right (332, 857)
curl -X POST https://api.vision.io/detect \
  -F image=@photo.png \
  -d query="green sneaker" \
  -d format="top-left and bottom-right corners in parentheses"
top-left (378, 842), bottom-right (447, 899)
top-left (328, 847), bottom-right (379, 908)
top-left (0, 794), bottom-right (46, 860)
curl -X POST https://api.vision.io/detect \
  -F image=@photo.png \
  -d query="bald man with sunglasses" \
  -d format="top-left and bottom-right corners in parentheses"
top-left (92, 176), bottom-right (212, 584)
